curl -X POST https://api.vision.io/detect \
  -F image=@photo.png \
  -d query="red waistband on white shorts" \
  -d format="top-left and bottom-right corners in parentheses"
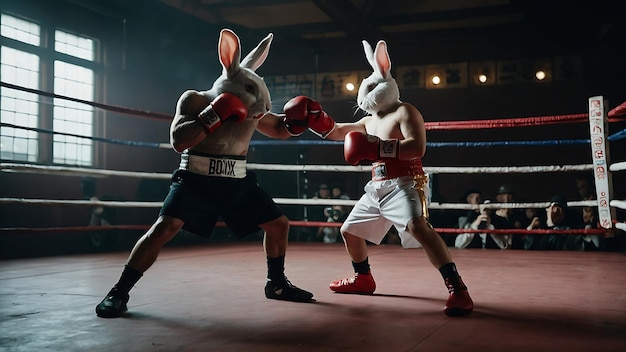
top-left (371, 158), bottom-right (423, 181)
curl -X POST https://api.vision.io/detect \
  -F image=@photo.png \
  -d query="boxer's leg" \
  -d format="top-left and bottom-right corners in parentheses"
top-left (262, 215), bottom-right (314, 303)
top-left (329, 231), bottom-right (376, 294)
top-left (96, 215), bottom-right (183, 318)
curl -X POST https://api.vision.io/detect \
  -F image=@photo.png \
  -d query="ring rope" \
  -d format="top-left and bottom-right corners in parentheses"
top-left (0, 123), bottom-right (172, 149)
top-left (0, 223), bottom-right (612, 236)
top-left (610, 161), bottom-right (626, 172)
top-left (611, 200), bottom-right (626, 210)
top-left (608, 101), bottom-right (626, 117)
top-left (1, 81), bottom-right (171, 121)
top-left (1, 84), bottom-right (624, 233)
top-left (2, 81), bottom-right (624, 129)
top-left (5, 122), bottom-right (619, 149)
top-left (0, 197), bottom-right (602, 210)
top-left (251, 139), bottom-right (599, 147)
top-left (0, 163), bottom-right (171, 179)
top-left (0, 162), bottom-right (595, 178)
top-left (608, 129), bottom-right (626, 142)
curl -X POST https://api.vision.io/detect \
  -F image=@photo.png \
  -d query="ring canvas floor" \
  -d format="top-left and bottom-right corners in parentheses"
top-left (1, 242), bottom-right (625, 352)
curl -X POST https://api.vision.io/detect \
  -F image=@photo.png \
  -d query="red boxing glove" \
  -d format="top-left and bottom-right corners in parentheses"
top-left (344, 131), bottom-right (398, 165)
top-left (283, 96), bottom-right (336, 138)
top-left (283, 96), bottom-right (308, 136)
top-left (197, 93), bottom-right (247, 133)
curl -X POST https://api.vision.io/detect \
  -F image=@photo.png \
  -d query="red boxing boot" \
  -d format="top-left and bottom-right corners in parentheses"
top-left (329, 272), bottom-right (376, 294)
top-left (444, 276), bottom-right (474, 316)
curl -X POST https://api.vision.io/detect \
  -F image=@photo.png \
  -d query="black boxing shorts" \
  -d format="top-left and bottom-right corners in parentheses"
top-left (159, 169), bottom-right (283, 238)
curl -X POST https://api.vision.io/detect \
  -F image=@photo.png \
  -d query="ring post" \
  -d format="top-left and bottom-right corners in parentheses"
top-left (588, 96), bottom-right (614, 229)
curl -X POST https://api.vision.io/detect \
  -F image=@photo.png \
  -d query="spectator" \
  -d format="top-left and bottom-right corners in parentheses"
top-left (494, 184), bottom-right (517, 224)
top-left (455, 200), bottom-right (511, 249)
top-left (563, 174), bottom-right (626, 252)
top-left (518, 205), bottom-right (543, 229)
top-left (331, 185), bottom-right (350, 200)
top-left (512, 204), bottom-right (544, 249)
top-left (305, 183), bottom-right (331, 241)
top-left (318, 184), bottom-right (351, 243)
top-left (313, 183), bottom-right (331, 200)
top-left (495, 184), bottom-right (527, 246)
top-left (457, 188), bottom-right (483, 229)
top-left (524, 195), bottom-right (572, 250)
top-left (569, 174), bottom-right (624, 251)
top-left (319, 204), bottom-right (348, 243)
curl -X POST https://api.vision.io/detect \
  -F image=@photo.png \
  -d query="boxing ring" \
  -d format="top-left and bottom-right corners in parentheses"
top-left (1, 83), bottom-right (626, 351)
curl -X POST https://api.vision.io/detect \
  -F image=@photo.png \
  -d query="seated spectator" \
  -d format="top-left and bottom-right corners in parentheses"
top-left (331, 185), bottom-right (350, 200)
top-left (315, 183), bottom-right (350, 243)
top-left (568, 205), bottom-right (602, 251)
top-left (512, 204), bottom-right (544, 249)
top-left (568, 174), bottom-right (621, 251)
top-left (305, 183), bottom-right (331, 242)
top-left (457, 188), bottom-right (483, 229)
top-left (494, 184), bottom-right (524, 226)
top-left (524, 195), bottom-right (572, 250)
top-left (316, 184), bottom-right (351, 243)
top-left (319, 204), bottom-right (348, 243)
top-left (519, 205), bottom-right (542, 229)
top-left (455, 200), bottom-right (512, 249)
top-left (495, 183), bottom-right (528, 247)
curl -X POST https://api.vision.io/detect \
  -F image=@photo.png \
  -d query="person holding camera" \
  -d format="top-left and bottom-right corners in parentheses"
top-left (316, 185), bottom-right (350, 243)
top-left (455, 200), bottom-right (512, 249)
top-left (524, 195), bottom-right (573, 250)
top-left (318, 205), bottom-right (348, 243)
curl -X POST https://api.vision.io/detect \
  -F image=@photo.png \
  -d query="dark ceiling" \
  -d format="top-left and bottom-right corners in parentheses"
top-left (153, 0), bottom-right (624, 55)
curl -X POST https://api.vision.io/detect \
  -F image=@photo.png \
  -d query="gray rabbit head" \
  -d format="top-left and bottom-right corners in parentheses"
top-left (209, 29), bottom-right (273, 119)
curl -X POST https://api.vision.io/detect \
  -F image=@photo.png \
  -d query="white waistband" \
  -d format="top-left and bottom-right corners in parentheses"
top-left (179, 154), bottom-right (246, 178)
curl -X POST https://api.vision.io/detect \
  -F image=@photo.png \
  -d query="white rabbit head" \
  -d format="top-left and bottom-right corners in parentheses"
top-left (357, 40), bottom-right (400, 115)
top-left (209, 29), bottom-right (273, 119)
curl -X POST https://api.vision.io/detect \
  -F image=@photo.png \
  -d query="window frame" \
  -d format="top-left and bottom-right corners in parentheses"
top-left (1, 12), bottom-right (103, 167)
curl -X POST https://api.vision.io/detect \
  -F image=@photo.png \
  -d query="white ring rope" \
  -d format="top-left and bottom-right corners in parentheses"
top-left (0, 163), bottom-right (623, 222)
top-left (0, 198), bottom-right (163, 208)
top-left (0, 197), bottom-right (601, 210)
top-left (0, 163), bottom-right (170, 179)
top-left (609, 161), bottom-right (626, 172)
top-left (0, 162), bottom-right (595, 178)
top-left (610, 200), bottom-right (626, 210)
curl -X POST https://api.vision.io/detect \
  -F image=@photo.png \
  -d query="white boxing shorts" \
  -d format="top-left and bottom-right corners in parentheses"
top-left (341, 174), bottom-right (430, 248)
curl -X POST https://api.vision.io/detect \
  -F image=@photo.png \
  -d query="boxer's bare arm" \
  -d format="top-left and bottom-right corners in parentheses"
top-left (170, 90), bottom-right (210, 153)
top-left (325, 118), bottom-right (369, 141)
top-left (397, 103), bottom-right (427, 159)
top-left (255, 112), bottom-right (293, 139)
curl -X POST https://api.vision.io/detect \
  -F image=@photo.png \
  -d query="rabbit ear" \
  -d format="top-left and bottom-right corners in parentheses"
top-left (362, 40), bottom-right (376, 70)
top-left (373, 40), bottom-right (392, 79)
top-left (241, 33), bottom-right (273, 71)
top-left (218, 29), bottom-right (242, 78)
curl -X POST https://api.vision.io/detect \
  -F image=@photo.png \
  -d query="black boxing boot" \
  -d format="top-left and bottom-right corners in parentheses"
top-left (265, 276), bottom-right (315, 303)
top-left (95, 266), bottom-right (141, 318)
top-left (95, 287), bottom-right (129, 318)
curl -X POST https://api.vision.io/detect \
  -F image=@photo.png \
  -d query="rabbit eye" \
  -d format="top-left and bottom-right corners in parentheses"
top-left (245, 84), bottom-right (256, 94)
top-left (366, 83), bottom-right (376, 92)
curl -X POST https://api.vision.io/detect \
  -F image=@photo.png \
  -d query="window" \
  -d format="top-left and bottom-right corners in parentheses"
top-left (53, 30), bottom-right (95, 165)
top-left (0, 15), bottom-right (40, 162)
top-left (53, 61), bottom-right (94, 165)
top-left (1, 13), bottom-right (97, 166)
top-left (0, 14), bottom-right (39, 46)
